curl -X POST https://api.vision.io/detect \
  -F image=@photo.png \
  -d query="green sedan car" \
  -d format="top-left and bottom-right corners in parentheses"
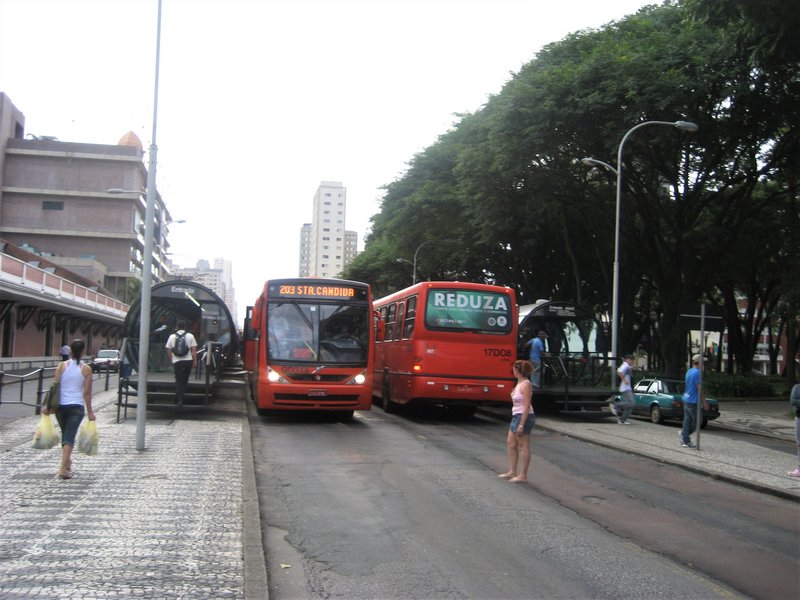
top-left (612, 378), bottom-right (720, 428)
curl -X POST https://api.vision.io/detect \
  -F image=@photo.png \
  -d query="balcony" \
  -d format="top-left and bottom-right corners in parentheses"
top-left (0, 251), bottom-right (129, 318)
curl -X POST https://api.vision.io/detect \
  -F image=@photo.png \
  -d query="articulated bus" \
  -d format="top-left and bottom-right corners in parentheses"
top-left (373, 281), bottom-right (518, 415)
top-left (244, 278), bottom-right (374, 419)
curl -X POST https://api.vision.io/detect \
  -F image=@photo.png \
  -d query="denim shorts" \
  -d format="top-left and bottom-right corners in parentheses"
top-left (510, 413), bottom-right (535, 434)
top-left (56, 404), bottom-right (85, 446)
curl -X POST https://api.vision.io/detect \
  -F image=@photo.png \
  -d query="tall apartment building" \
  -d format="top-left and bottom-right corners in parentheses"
top-left (298, 181), bottom-right (358, 278)
top-left (170, 258), bottom-right (238, 325)
top-left (0, 93), bottom-right (173, 302)
top-left (299, 223), bottom-right (311, 277)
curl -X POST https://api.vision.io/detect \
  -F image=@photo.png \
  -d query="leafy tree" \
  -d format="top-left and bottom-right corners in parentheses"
top-left (350, 0), bottom-right (799, 379)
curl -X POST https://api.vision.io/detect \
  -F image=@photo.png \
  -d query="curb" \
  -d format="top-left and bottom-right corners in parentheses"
top-left (242, 408), bottom-right (269, 600)
top-left (476, 406), bottom-right (800, 504)
top-left (533, 421), bottom-right (800, 504)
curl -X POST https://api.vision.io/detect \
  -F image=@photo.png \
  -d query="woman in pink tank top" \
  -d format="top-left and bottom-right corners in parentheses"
top-left (498, 360), bottom-right (536, 483)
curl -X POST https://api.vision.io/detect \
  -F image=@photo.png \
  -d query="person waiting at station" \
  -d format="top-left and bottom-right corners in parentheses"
top-left (523, 330), bottom-right (547, 389)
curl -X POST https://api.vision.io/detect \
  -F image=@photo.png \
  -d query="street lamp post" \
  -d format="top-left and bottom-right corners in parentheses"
top-left (394, 258), bottom-right (414, 284)
top-left (582, 120), bottom-right (698, 388)
top-left (108, 0), bottom-right (163, 450)
top-left (412, 241), bottom-right (437, 285)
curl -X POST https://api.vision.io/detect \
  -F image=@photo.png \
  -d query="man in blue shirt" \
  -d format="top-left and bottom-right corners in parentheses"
top-left (680, 354), bottom-right (709, 448)
top-left (527, 330), bottom-right (547, 389)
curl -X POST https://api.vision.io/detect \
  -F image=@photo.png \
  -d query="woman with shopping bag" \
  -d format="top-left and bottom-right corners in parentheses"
top-left (43, 339), bottom-right (95, 479)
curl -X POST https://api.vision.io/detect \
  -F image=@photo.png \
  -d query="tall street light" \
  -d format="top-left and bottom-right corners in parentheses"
top-left (109, 0), bottom-right (163, 450)
top-left (412, 241), bottom-right (437, 285)
top-left (395, 258), bottom-right (414, 284)
top-left (583, 119), bottom-right (698, 388)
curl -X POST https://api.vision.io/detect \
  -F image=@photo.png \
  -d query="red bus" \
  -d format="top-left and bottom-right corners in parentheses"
top-left (245, 278), bottom-right (374, 419)
top-left (373, 281), bottom-right (518, 415)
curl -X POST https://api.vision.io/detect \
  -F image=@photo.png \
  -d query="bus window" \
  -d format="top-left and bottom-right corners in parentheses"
top-left (395, 302), bottom-right (405, 341)
top-left (268, 303), bottom-right (316, 361)
top-left (386, 303), bottom-right (397, 341)
top-left (319, 305), bottom-right (369, 363)
top-left (403, 295), bottom-right (417, 339)
top-left (378, 306), bottom-right (389, 341)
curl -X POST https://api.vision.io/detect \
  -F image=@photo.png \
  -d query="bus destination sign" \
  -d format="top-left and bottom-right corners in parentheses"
top-left (269, 283), bottom-right (366, 301)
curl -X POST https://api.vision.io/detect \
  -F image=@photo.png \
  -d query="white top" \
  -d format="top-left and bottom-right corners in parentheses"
top-left (618, 362), bottom-right (632, 393)
top-left (165, 330), bottom-right (197, 363)
top-left (60, 360), bottom-right (87, 406)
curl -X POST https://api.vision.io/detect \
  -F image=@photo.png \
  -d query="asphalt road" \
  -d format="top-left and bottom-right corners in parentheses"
top-left (249, 404), bottom-right (798, 599)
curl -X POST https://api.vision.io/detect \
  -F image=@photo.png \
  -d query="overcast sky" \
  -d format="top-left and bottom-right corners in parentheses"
top-left (1, 0), bottom-right (653, 322)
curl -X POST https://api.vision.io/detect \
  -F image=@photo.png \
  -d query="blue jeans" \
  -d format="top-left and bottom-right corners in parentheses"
top-left (618, 390), bottom-right (635, 422)
top-left (55, 404), bottom-right (85, 446)
top-left (681, 402), bottom-right (699, 443)
top-left (530, 360), bottom-right (541, 388)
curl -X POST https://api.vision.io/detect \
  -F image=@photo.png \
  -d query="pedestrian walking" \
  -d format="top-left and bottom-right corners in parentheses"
top-left (59, 343), bottom-right (70, 362)
top-left (165, 320), bottom-right (197, 407)
top-left (616, 353), bottom-right (635, 425)
top-left (498, 360), bottom-right (535, 483)
top-left (679, 354), bottom-right (709, 448)
top-left (789, 383), bottom-right (800, 478)
top-left (43, 339), bottom-right (95, 479)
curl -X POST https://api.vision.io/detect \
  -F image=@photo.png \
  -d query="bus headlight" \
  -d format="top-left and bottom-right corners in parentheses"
top-left (267, 367), bottom-right (286, 383)
top-left (347, 371), bottom-right (367, 385)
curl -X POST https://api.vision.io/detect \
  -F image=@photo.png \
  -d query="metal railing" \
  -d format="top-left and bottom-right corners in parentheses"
top-left (0, 251), bottom-right (129, 318)
top-left (0, 365), bottom-right (120, 419)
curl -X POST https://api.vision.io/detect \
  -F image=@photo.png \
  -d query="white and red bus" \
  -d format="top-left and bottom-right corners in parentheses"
top-left (245, 278), bottom-right (374, 419)
top-left (373, 281), bottom-right (517, 415)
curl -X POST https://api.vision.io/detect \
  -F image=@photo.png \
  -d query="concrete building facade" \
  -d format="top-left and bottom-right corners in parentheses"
top-left (299, 223), bottom-right (311, 277)
top-left (0, 93), bottom-right (174, 301)
top-left (0, 92), bottom-right (172, 357)
top-left (299, 181), bottom-right (358, 278)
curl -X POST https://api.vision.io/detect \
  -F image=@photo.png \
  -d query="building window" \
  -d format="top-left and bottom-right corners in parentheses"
top-left (42, 200), bottom-right (64, 210)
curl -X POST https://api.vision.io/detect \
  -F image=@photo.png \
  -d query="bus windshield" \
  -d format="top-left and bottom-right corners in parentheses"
top-left (268, 301), bottom-right (369, 364)
top-left (424, 289), bottom-right (513, 334)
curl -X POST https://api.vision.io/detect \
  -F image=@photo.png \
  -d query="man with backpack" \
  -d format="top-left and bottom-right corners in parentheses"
top-left (165, 320), bottom-right (198, 407)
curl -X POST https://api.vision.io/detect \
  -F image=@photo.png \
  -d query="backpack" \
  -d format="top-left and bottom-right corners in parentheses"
top-left (173, 332), bottom-right (189, 357)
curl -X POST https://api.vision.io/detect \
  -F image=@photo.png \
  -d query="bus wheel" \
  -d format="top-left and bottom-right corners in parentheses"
top-left (336, 410), bottom-right (355, 421)
top-left (256, 407), bottom-right (269, 417)
top-left (382, 378), bottom-right (397, 414)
